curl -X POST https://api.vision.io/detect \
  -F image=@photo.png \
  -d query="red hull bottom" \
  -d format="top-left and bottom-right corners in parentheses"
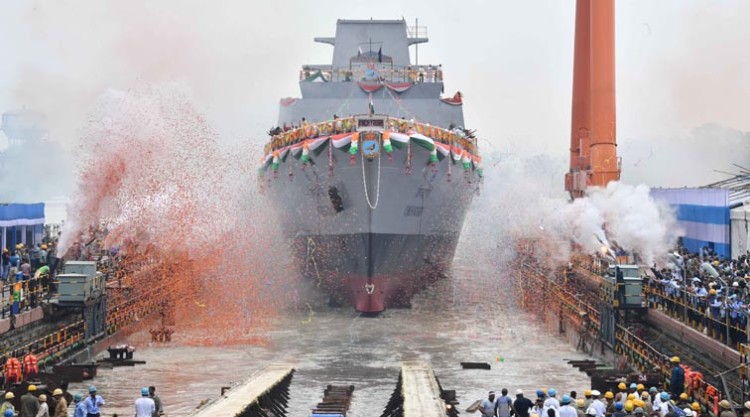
top-left (334, 268), bottom-right (443, 313)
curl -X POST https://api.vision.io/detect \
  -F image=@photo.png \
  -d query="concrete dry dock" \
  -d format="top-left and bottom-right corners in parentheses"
top-left (190, 363), bottom-right (294, 417)
top-left (401, 360), bottom-right (449, 417)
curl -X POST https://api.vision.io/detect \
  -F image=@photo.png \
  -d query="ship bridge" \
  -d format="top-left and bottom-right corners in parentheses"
top-left (279, 19), bottom-right (464, 130)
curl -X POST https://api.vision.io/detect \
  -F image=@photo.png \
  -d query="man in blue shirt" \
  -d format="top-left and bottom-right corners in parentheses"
top-left (497, 389), bottom-right (514, 417)
top-left (479, 391), bottom-right (496, 417)
top-left (670, 357), bottom-right (685, 397)
top-left (84, 387), bottom-right (105, 417)
top-left (73, 394), bottom-right (86, 417)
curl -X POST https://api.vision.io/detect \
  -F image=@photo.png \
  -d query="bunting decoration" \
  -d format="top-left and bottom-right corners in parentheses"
top-left (349, 132), bottom-right (359, 165)
top-left (260, 116), bottom-right (483, 181)
top-left (430, 149), bottom-right (438, 163)
top-left (357, 81), bottom-right (415, 94)
top-left (441, 91), bottom-right (463, 106)
top-left (272, 151), bottom-right (280, 171)
top-left (349, 132), bottom-right (360, 155)
top-left (279, 98), bottom-right (298, 107)
top-left (358, 82), bottom-right (383, 93)
top-left (385, 82), bottom-right (414, 93)
top-left (301, 142), bottom-right (310, 164)
top-left (382, 131), bottom-right (393, 153)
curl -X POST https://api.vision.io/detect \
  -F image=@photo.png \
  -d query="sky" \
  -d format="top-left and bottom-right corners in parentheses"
top-left (0, 0), bottom-right (749, 198)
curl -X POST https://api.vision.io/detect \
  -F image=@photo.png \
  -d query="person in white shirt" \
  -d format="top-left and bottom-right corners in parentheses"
top-left (135, 388), bottom-right (156, 417)
top-left (559, 395), bottom-right (578, 417)
top-left (590, 391), bottom-right (606, 417)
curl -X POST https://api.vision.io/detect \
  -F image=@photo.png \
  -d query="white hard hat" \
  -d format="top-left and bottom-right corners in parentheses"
top-left (517, 389), bottom-right (524, 395)
top-left (683, 408), bottom-right (694, 417)
top-left (591, 390), bottom-right (601, 397)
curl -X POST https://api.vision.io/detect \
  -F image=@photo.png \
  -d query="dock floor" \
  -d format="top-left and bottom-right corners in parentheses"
top-left (190, 363), bottom-right (294, 417)
top-left (401, 360), bottom-right (446, 417)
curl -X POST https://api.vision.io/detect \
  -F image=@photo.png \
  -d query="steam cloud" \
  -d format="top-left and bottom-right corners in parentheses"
top-left (463, 152), bottom-right (680, 269)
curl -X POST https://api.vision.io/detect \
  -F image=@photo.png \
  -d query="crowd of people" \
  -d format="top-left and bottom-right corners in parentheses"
top-left (1, 243), bottom-right (56, 281)
top-left (476, 384), bottom-right (741, 417)
top-left (0, 384), bottom-right (163, 417)
top-left (647, 247), bottom-right (750, 348)
top-left (0, 242), bottom-right (59, 316)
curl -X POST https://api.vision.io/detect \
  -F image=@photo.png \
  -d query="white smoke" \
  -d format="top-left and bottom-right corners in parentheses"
top-left (462, 152), bottom-right (680, 268)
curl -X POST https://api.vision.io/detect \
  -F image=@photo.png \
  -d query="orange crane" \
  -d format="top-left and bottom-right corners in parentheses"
top-left (565, 0), bottom-right (621, 199)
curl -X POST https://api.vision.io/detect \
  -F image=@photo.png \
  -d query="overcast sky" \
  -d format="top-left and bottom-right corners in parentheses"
top-left (1, 0), bottom-right (748, 189)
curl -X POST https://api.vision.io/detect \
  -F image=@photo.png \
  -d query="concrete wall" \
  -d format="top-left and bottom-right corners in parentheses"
top-left (0, 307), bottom-right (44, 334)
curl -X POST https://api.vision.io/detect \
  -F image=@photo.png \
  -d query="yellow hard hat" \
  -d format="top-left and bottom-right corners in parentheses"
top-left (671, 356), bottom-right (680, 363)
top-left (625, 401), bottom-right (635, 412)
top-left (710, 289), bottom-right (717, 295)
top-left (38, 394), bottom-right (46, 402)
top-left (577, 399), bottom-right (586, 408)
top-left (641, 392), bottom-right (650, 399)
top-left (680, 393), bottom-right (689, 400)
top-left (4, 392), bottom-right (13, 399)
top-left (634, 400), bottom-right (645, 407)
top-left (628, 394), bottom-right (636, 401)
top-left (2, 248), bottom-right (7, 253)
top-left (691, 403), bottom-right (700, 411)
top-left (53, 389), bottom-right (63, 396)
top-left (27, 385), bottom-right (37, 392)
top-left (585, 390), bottom-right (592, 396)
top-left (719, 400), bottom-right (731, 410)
top-left (618, 383), bottom-right (627, 391)
top-left (713, 261), bottom-right (720, 266)
top-left (40, 245), bottom-right (48, 250)
top-left (636, 384), bottom-right (645, 391)
top-left (605, 391), bottom-right (614, 399)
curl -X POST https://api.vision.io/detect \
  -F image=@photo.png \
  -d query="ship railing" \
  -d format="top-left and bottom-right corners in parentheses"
top-left (264, 116), bottom-right (477, 157)
top-left (299, 64), bottom-right (444, 83)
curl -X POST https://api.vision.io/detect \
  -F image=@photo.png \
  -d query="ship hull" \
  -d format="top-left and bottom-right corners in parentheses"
top-left (263, 139), bottom-right (479, 312)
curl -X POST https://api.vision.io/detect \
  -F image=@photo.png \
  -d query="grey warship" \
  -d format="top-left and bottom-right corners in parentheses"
top-left (260, 19), bottom-right (482, 312)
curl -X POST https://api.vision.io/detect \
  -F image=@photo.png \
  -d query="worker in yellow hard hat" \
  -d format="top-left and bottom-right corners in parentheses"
top-left (604, 391), bottom-right (615, 414)
top-left (1, 392), bottom-right (14, 415)
top-left (636, 384), bottom-right (644, 392)
top-left (624, 400), bottom-right (635, 414)
top-left (617, 383), bottom-right (627, 393)
top-left (719, 400), bottom-right (733, 417)
top-left (52, 388), bottom-right (67, 417)
top-left (677, 393), bottom-right (690, 408)
top-left (583, 390), bottom-right (593, 410)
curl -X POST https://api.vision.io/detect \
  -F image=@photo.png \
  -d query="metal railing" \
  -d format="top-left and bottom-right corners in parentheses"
top-left (643, 283), bottom-right (749, 351)
top-left (264, 116), bottom-right (478, 158)
top-left (515, 258), bottom-right (728, 417)
top-left (299, 65), bottom-right (444, 84)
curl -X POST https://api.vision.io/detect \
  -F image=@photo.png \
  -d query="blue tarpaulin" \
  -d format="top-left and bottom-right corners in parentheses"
top-left (650, 188), bottom-right (730, 258)
top-left (0, 203), bottom-right (45, 227)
